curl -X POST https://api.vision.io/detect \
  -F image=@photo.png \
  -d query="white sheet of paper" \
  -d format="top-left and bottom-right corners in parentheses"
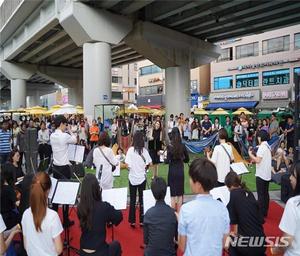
top-left (210, 186), bottom-right (230, 206)
top-left (67, 144), bottom-right (76, 161)
top-left (230, 162), bottom-right (249, 175)
top-left (102, 187), bottom-right (128, 210)
top-left (52, 181), bottom-right (80, 205)
top-left (143, 187), bottom-right (171, 215)
top-left (48, 177), bottom-right (58, 199)
top-left (74, 145), bottom-right (85, 163)
top-left (113, 162), bottom-right (121, 177)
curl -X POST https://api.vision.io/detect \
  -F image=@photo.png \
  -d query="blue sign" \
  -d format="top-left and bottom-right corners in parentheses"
top-left (191, 93), bottom-right (199, 107)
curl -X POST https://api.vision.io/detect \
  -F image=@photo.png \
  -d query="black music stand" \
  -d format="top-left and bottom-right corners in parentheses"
top-left (51, 180), bottom-right (81, 256)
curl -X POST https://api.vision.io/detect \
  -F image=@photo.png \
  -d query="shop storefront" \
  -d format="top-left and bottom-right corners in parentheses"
top-left (257, 89), bottom-right (291, 109)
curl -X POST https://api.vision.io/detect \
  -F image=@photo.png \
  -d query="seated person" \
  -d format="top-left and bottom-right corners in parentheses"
top-left (77, 174), bottom-right (123, 256)
top-left (272, 141), bottom-right (289, 173)
top-left (2, 149), bottom-right (24, 183)
top-left (144, 177), bottom-right (177, 256)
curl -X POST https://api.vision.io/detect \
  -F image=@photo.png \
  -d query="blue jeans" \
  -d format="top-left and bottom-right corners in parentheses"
top-left (0, 153), bottom-right (9, 164)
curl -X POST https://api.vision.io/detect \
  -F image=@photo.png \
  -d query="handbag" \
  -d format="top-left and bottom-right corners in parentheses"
top-left (98, 147), bottom-right (116, 172)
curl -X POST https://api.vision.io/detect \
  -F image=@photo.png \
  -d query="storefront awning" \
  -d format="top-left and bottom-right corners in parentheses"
top-left (206, 101), bottom-right (258, 110)
top-left (256, 101), bottom-right (289, 110)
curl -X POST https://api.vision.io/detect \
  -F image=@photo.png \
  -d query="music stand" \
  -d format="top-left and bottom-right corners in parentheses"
top-left (51, 180), bottom-right (81, 256)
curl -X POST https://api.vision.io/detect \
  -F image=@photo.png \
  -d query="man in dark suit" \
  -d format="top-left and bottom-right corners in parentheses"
top-left (143, 177), bottom-right (177, 256)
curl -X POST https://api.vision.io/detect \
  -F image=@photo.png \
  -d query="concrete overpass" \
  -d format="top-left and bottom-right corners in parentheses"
top-left (1, 0), bottom-right (300, 116)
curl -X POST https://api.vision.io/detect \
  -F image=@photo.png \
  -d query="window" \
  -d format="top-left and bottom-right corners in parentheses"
top-left (236, 73), bottom-right (259, 88)
top-left (190, 80), bottom-right (198, 93)
top-left (236, 42), bottom-right (258, 59)
top-left (262, 69), bottom-right (289, 86)
top-left (295, 33), bottom-right (300, 50)
top-left (139, 65), bottom-right (162, 76)
top-left (112, 76), bottom-right (122, 84)
top-left (214, 76), bottom-right (233, 90)
top-left (112, 92), bottom-right (123, 100)
top-left (294, 67), bottom-right (300, 74)
top-left (218, 47), bottom-right (233, 62)
top-left (262, 35), bottom-right (290, 55)
top-left (139, 85), bottom-right (163, 96)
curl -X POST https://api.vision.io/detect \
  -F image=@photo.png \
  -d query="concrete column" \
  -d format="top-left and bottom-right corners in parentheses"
top-left (11, 79), bottom-right (26, 109)
top-left (165, 65), bottom-right (190, 119)
top-left (83, 42), bottom-right (111, 117)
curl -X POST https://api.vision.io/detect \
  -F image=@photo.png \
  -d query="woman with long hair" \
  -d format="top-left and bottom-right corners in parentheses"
top-left (21, 172), bottom-right (63, 256)
top-left (148, 121), bottom-right (162, 178)
top-left (93, 132), bottom-right (118, 189)
top-left (225, 171), bottom-right (265, 256)
top-left (125, 131), bottom-right (152, 228)
top-left (77, 174), bottom-right (123, 256)
top-left (2, 149), bottom-right (24, 183)
top-left (167, 127), bottom-right (189, 212)
top-left (272, 161), bottom-right (300, 255)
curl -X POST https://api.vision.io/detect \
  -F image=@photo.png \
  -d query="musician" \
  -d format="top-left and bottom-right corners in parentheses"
top-left (50, 115), bottom-right (77, 227)
top-left (77, 174), bottom-right (122, 256)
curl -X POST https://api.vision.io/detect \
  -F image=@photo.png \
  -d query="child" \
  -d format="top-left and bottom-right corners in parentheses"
top-left (116, 147), bottom-right (125, 163)
top-left (178, 157), bottom-right (230, 255)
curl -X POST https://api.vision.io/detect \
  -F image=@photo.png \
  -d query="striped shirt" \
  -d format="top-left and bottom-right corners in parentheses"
top-left (0, 129), bottom-right (11, 154)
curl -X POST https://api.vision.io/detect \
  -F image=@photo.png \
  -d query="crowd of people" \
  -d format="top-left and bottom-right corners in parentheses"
top-left (0, 109), bottom-right (299, 256)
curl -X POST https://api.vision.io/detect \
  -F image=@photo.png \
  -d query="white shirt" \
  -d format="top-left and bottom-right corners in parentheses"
top-left (279, 195), bottom-right (300, 256)
top-left (111, 123), bottom-right (118, 136)
top-left (21, 208), bottom-right (63, 256)
top-left (93, 146), bottom-right (118, 190)
top-left (0, 214), bottom-right (6, 233)
top-left (50, 129), bottom-right (77, 166)
top-left (210, 143), bottom-right (233, 183)
top-left (38, 129), bottom-right (50, 144)
top-left (167, 120), bottom-right (175, 133)
top-left (256, 141), bottom-right (272, 181)
top-left (125, 147), bottom-right (152, 185)
top-left (234, 124), bottom-right (243, 142)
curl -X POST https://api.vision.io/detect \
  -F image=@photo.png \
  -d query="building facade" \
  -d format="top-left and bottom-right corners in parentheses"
top-left (137, 60), bottom-right (210, 108)
top-left (209, 24), bottom-right (300, 110)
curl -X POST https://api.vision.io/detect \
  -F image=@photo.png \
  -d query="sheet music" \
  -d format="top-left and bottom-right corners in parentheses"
top-left (52, 181), bottom-right (80, 205)
top-left (48, 177), bottom-right (58, 199)
top-left (143, 187), bottom-right (171, 215)
top-left (68, 144), bottom-right (85, 163)
top-left (113, 161), bottom-right (121, 177)
top-left (230, 162), bottom-right (249, 175)
top-left (102, 187), bottom-right (127, 210)
top-left (210, 186), bottom-right (230, 206)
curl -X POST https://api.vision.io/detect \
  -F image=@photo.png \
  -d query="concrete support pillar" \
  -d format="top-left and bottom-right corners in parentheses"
top-left (11, 79), bottom-right (26, 109)
top-left (165, 65), bottom-right (190, 119)
top-left (83, 42), bottom-right (111, 117)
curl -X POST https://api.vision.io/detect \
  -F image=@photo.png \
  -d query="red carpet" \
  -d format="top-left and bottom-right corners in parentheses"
top-left (61, 201), bottom-right (284, 256)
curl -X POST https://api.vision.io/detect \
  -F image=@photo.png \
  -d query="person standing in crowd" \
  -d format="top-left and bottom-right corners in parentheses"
top-left (167, 127), bottom-right (189, 212)
top-left (78, 120), bottom-right (88, 144)
top-left (21, 172), bottom-right (63, 256)
top-left (260, 119), bottom-right (269, 133)
top-left (167, 114), bottom-right (176, 138)
top-left (206, 128), bottom-right (234, 187)
top-left (225, 171), bottom-right (266, 256)
top-left (248, 118), bottom-right (257, 147)
top-left (24, 120), bottom-right (38, 173)
top-left (111, 118), bottom-right (118, 146)
top-left (121, 116), bottom-right (132, 136)
top-left (12, 122), bottom-right (20, 149)
top-left (17, 122), bottom-right (27, 167)
top-left (50, 115), bottom-right (77, 227)
top-left (70, 119), bottom-right (79, 138)
top-left (77, 174), bottom-right (123, 256)
top-left (272, 161), bottom-right (300, 255)
top-left (201, 114), bottom-right (212, 138)
top-left (37, 121), bottom-right (51, 167)
top-left (285, 116), bottom-right (294, 150)
top-left (240, 112), bottom-right (249, 141)
top-left (90, 119), bottom-right (100, 149)
top-left (191, 119), bottom-right (201, 141)
top-left (93, 132), bottom-right (118, 190)
top-left (125, 131), bottom-right (152, 228)
top-left (224, 116), bottom-right (233, 144)
top-left (233, 119), bottom-right (243, 154)
top-left (144, 177), bottom-right (177, 256)
top-left (269, 113), bottom-right (279, 139)
top-left (212, 117), bottom-right (222, 133)
top-left (0, 120), bottom-right (11, 165)
top-left (178, 158), bottom-right (230, 255)
top-left (2, 149), bottom-right (24, 183)
top-left (182, 118), bottom-right (191, 141)
top-left (248, 130), bottom-right (272, 218)
top-left (148, 121), bottom-right (162, 178)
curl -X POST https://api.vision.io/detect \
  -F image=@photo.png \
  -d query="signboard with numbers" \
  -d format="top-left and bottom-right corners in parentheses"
top-left (236, 72), bottom-right (259, 88)
top-left (262, 69), bottom-right (289, 86)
